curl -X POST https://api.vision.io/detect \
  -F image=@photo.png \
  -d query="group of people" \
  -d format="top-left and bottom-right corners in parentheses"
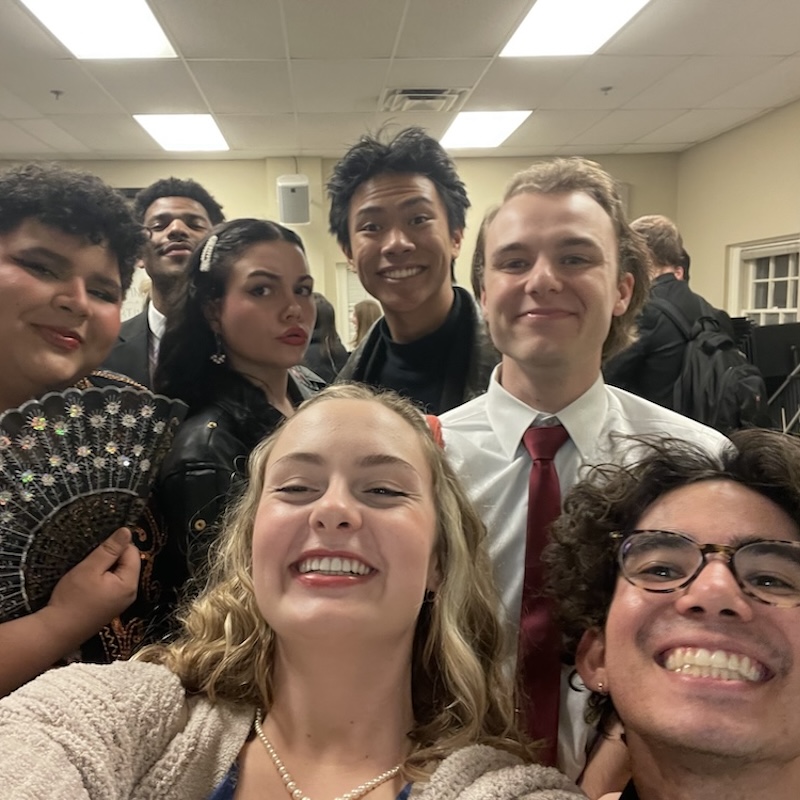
top-left (0, 126), bottom-right (795, 800)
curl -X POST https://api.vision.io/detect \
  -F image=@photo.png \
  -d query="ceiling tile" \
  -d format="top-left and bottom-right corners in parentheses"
top-left (572, 109), bottom-right (684, 145)
top-left (216, 114), bottom-right (297, 151)
top-left (504, 109), bottom-right (611, 147)
top-left (291, 60), bottom-right (387, 113)
top-left (0, 2), bottom-right (70, 60)
top-left (384, 59), bottom-right (490, 90)
top-left (284, 0), bottom-right (405, 59)
top-left (396, 0), bottom-right (532, 58)
top-left (54, 114), bottom-right (162, 153)
top-left (637, 108), bottom-right (764, 144)
top-left (465, 57), bottom-right (584, 111)
top-left (624, 56), bottom-right (783, 109)
top-left (0, 59), bottom-right (121, 115)
top-left (704, 56), bottom-right (800, 109)
top-left (0, 86), bottom-right (42, 119)
top-left (14, 118), bottom-right (90, 152)
top-left (540, 56), bottom-right (685, 110)
top-left (151, 0), bottom-right (287, 59)
top-left (189, 61), bottom-right (293, 114)
top-left (83, 61), bottom-right (207, 114)
top-left (0, 120), bottom-right (55, 154)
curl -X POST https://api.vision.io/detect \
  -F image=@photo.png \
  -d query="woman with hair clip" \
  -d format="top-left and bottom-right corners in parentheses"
top-left (304, 292), bottom-right (349, 383)
top-left (0, 385), bottom-right (581, 800)
top-left (154, 219), bottom-right (324, 578)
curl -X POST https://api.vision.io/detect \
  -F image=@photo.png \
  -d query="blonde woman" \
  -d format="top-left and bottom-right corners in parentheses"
top-left (352, 298), bottom-right (382, 347)
top-left (0, 385), bottom-right (580, 800)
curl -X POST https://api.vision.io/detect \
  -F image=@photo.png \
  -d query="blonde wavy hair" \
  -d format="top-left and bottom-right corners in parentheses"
top-left (139, 384), bottom-right (528, 777)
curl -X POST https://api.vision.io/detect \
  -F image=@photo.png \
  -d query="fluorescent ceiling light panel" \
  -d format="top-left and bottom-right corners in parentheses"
top-left (134, 115), bottom-right (229, 151)
top-left (440, 111), bottom-right (532, 149)
top-left (21, 0), bottom-right (176, 59)
top-left (501, 0), bottom-right (652, 57)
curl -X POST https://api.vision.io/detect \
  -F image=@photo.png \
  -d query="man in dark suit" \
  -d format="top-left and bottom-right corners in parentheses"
top-left (604, 214), bottom-right (733, 410)
top-left (102, 178), bottom-right (224, 386)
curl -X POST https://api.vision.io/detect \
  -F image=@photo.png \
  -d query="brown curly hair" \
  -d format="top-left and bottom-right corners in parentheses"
top-left (544, 428), bottom-right (800, 724)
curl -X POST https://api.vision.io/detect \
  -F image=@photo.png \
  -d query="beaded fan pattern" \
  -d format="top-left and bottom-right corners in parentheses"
top-left (0, 386), bottom-right (187, 622)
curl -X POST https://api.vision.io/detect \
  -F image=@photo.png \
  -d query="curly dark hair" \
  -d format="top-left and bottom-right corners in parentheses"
top-left (476, 157), bottom-right (652, 360)
top-left (155, 218), bottom-right (305, 410)
top-left (0, 162), bottom-right (147, 293)
top-left (133, 177), bottom-right (225, 225)
top-left (544, 428), bottom-right (800, 725)
top-left (327, 126), bottom-right (470, 253)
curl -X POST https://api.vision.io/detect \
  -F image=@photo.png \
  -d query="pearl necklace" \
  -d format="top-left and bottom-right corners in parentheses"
top-left (254, 710), bottom-right (403, 800)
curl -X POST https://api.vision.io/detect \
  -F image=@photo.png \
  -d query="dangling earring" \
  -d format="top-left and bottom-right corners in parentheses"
top-left (210, 333), bottom-right (226, 365)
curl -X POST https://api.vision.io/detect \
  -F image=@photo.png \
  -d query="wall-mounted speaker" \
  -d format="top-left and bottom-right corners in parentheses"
top-left (277, 174), bottom-right (311, 225)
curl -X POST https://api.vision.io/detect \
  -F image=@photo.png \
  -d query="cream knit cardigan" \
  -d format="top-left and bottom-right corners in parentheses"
top-left (0, 661), bottom-right (583, 800)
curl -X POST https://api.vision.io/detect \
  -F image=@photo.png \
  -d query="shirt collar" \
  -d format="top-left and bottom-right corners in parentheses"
top-left (147, 300), bottom-right (167, 342)
top-left (486, 365), bottom-right (608, 461)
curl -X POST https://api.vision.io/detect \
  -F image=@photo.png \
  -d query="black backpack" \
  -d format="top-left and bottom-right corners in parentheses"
top-left (650, 296), bottom-right (770, 433)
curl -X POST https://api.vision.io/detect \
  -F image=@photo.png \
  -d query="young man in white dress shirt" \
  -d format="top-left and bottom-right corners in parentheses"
top-left (439, 158), bottom-right (727, 786)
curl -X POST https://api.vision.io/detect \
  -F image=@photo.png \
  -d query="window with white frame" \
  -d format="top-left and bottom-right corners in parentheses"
top-left (728, 236), bottom-right (800, 325)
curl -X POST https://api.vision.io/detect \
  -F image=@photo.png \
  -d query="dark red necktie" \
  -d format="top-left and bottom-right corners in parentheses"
top-left (519, 424), bottom-right (569, 766)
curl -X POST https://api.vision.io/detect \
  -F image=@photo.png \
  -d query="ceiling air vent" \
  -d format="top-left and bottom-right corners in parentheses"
top-left (380, 88), bottom-right (467, 113)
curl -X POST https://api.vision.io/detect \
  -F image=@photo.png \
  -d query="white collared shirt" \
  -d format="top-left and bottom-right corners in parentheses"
top-left (147, 301), bottom-right (167, 382)
top-left (440, 366), bottom-right (728, 778)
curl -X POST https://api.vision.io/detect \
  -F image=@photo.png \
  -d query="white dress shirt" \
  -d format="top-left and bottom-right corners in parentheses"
top-left (440, 366), bottom-right (728, 779)
top-left (147, 301), bottom-right (167, 382)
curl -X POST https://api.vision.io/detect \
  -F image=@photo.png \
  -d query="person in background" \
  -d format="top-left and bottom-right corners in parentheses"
top-left (0, 162), bottom-right (146, 695)
top-left (329, 127), bottom-right (498, 413)
top-left (155, 218), bottom-right (323, 579)
top-left (440, 157), bottom-right (726, 786)
top-left (102, 177), bottom-right (224, 387)
top-left (604, 214), bottom-right (736, 410)
top-left (352, 297), bottom-right (382, 348)
top-left (0, 385), bottom-right (581, 800)
top-left (303, 291), bottom-right (349, 383)
top-left (547, 429), bottom-right (800, 800)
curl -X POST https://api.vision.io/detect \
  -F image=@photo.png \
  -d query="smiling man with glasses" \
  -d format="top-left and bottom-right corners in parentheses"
top-left (546, 429), bottom-right (800, 800)
top-left (102, 177), bottom-right (224, 387)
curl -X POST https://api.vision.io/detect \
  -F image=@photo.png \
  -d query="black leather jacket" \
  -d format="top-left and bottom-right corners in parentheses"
top-left (155, 367), bottom-right (323, 577)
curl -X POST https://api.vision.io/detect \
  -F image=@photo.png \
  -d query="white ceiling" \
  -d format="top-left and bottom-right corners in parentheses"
top-left (0, 0), bottom-right (799, 160)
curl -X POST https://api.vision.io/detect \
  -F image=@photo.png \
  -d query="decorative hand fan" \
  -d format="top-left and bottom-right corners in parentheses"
top-left (0, 386), bottom-right (187, 622)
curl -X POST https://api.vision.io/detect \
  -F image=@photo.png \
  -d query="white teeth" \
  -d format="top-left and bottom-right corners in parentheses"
top-left (663, 647), bottom-right (763, 682)
top-left (296, 556), bottom-right (371, 576)
top-left (382, 266), bottom-right (423, 280)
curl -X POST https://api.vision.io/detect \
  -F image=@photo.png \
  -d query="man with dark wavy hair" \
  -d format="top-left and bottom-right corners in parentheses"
top-left (546, 429), bottom-right (800, 799)
top-left (328, 127), bottom-right (497, 413)
top-left (102, 177), bottom-right (224, 387)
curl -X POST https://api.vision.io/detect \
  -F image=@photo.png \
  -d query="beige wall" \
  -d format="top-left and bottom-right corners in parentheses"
top-left (676, 97), bottom-right (800, 308)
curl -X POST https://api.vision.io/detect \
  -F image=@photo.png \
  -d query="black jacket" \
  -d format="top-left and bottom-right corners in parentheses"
top-left (155, 367), bottom-right (322, 577)
top-left (337, 287), bottom-right (499, 413)
top-left (101, 309), bottom-right (151, 388)
top-left (605, 273), bottom-right (734, 410)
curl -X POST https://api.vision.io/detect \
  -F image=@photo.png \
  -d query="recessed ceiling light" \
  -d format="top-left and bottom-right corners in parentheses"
top-left (134, 115), bottom-right (229, 152)
top-left (440, 111), bottom-right (532, 149)
top-left (21, 0), bottom-right (176, 59)
top-left (501, 0), bottom-right (652, 57)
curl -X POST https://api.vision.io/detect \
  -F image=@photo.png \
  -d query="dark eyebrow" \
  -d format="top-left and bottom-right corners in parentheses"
top-left (557, 235), bottom-right (601, 249)
top-left (245, 270), bottom-right (313, 282)
top-left (17, 245), bottom-right (70, 268)
top-left (354, 195), bottom-right (436, 219)
top-left (146, 211), bottom-right (207, 222)
top-left (18, 246), bottom-right (121, 290)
